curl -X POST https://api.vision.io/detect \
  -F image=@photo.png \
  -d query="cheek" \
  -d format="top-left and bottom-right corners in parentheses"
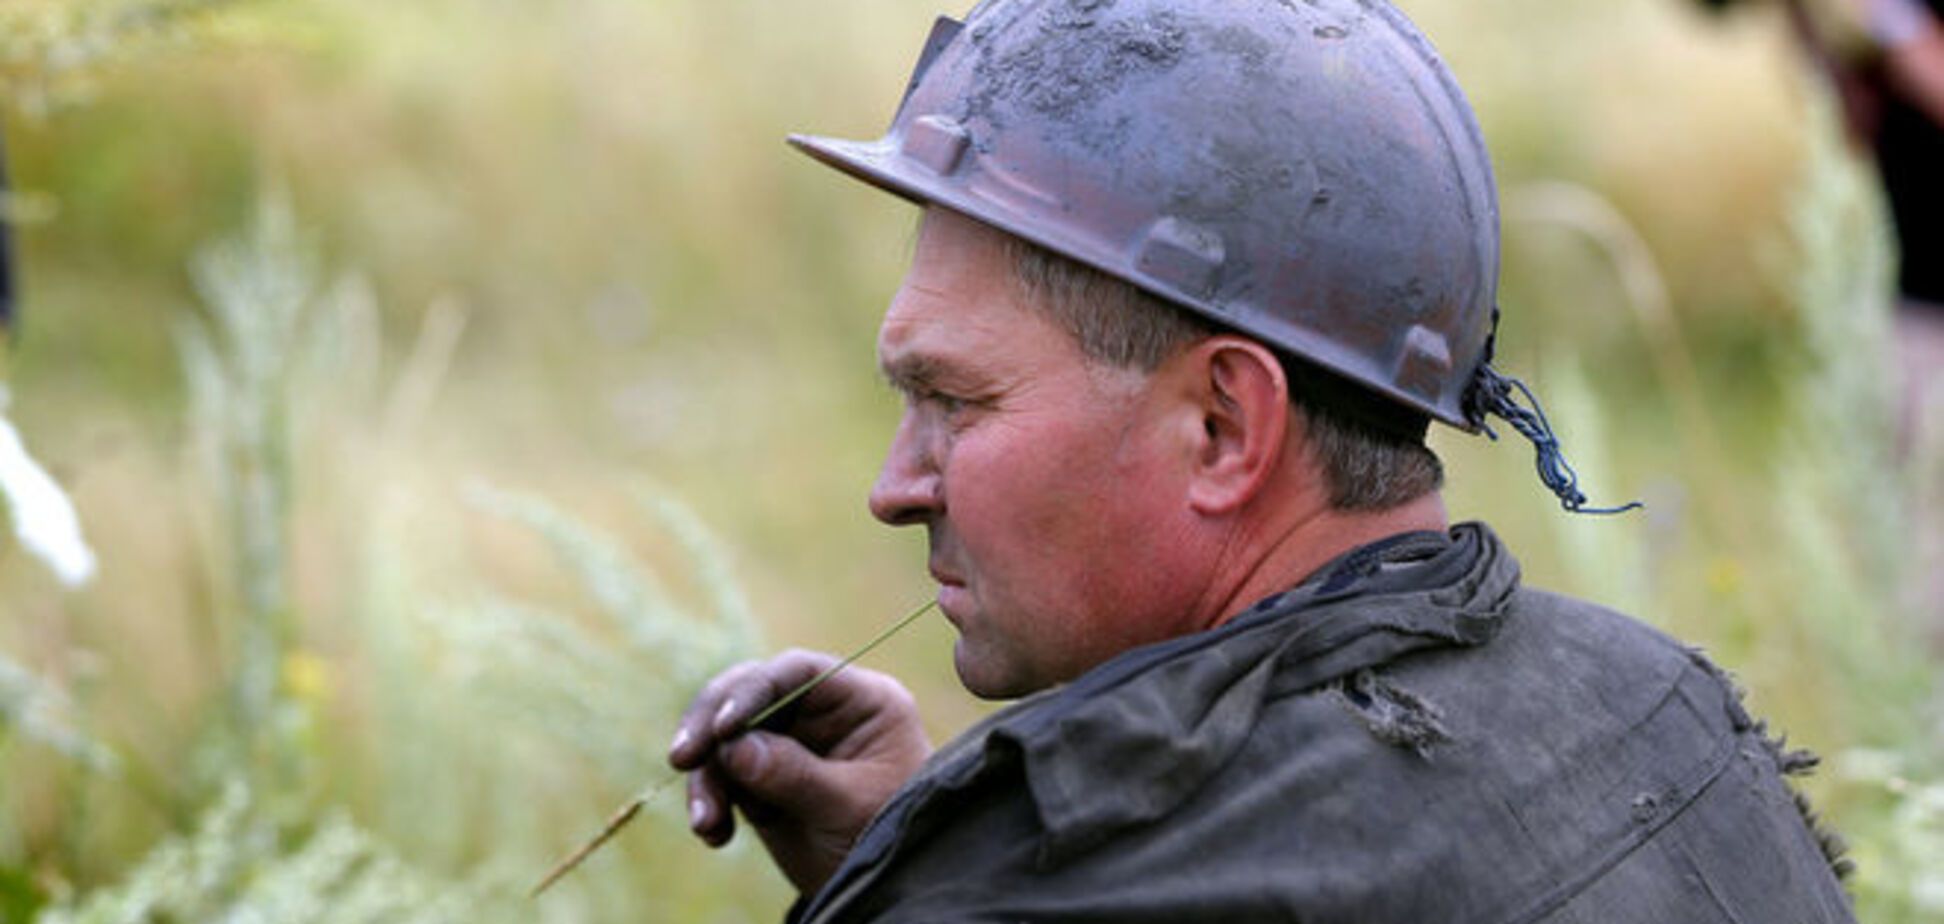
top-left (958, 418), bottom-right (1108, 506)
top-left (946, 417), bottom-right (1149, 585)
top-left (942, 409), bottom-right (1204, 684)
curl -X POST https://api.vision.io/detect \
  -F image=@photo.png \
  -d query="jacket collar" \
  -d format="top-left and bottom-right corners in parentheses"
top-left (983, 522), bottom-right (1522, 865)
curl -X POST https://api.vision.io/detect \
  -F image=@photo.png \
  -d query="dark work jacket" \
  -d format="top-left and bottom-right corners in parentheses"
top-left (793, 524), bottom-right (1855, 923)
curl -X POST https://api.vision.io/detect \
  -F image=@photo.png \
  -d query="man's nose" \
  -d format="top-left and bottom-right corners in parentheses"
top-left (868, 413), bottom-right (942, 526)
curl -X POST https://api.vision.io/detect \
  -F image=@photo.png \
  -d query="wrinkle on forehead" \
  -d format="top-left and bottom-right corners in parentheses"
top-left (876, 208), bottom-right (1153, 408)
top-left (877, 212), bottom-right (1037, 384)
top-left (876, 307), bottom-right (1040, 402)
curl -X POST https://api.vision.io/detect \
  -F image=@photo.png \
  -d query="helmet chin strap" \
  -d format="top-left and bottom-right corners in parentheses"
top-left (1464, 308), bottom-right (1643, 516)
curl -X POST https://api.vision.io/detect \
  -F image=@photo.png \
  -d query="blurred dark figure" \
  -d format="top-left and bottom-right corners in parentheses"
top-left (1860, 4), bottom-right (1944, 324)
top-left (1698, 0), bottom-right (1943, 439)
top-left (1698, 0), bottom-right (1944, 616)
top-left (1826, 0), bottom-right (1944, 454)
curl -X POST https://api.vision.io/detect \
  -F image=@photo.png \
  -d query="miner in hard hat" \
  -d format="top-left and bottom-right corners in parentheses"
top-left (666, 1), bottom-right (1859, 920)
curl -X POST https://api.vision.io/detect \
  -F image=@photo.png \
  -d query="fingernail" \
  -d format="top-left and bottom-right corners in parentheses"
top-left (712, 698), bottom-right (738, 732)
top-left (690, 798), bottom-right (707, 830)
top-left (670, 727), bottom-right (690, 754)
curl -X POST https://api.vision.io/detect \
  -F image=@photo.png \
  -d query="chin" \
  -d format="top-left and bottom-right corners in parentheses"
top-left (952, 639), bottom-right (1038, 701)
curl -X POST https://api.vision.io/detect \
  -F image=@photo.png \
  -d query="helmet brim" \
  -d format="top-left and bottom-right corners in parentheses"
top-left (786, 131), bottom-right (1479, 434)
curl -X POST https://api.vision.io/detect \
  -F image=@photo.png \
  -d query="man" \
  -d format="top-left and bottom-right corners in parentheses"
top-left (668, 0), bottom-right (1858, 919)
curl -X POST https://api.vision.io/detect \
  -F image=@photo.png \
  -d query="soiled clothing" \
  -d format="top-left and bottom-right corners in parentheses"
top-left (792, 524), bottom-right (1855, 923)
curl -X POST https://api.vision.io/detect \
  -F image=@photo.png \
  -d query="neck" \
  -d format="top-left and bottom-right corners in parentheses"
top-left (1198, 491), bottom-right (1449, 631)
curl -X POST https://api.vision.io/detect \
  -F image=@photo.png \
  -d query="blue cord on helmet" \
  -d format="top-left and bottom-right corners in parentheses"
top-left (1469, 365), bottom-right (1643, 516)
top-left (1464, 306), bottom-right (1642, 516)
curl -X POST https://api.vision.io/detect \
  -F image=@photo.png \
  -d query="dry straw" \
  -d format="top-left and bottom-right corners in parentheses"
top-left (530, 598), bottom-right (941, 897)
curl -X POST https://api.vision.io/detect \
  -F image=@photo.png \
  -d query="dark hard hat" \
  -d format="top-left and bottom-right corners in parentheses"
top-left (790, 0), bottom-right (1500, 431)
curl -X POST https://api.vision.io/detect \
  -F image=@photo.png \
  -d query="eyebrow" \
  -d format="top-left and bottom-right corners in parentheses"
top-left (878, 354), bottom-right (952, 395)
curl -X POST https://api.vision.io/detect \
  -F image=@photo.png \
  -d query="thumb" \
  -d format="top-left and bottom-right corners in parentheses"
top-left (719, 730), bottom-right (843, 808)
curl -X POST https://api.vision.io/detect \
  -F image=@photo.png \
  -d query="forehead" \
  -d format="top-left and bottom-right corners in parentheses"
top-left (877, 209), bottom-right (1055, 375)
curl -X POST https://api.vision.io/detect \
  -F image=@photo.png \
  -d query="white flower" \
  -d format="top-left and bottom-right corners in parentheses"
top-left (0, 395), bottom-right (96, 587)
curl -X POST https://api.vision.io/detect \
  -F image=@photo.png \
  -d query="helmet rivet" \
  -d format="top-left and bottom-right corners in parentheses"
top-left (899, 115), bottom-right (971, 176)
top-left (1135, 217), bottom-right (1225, 299)
top-left (1393, 324), bottom-right (1453, 400)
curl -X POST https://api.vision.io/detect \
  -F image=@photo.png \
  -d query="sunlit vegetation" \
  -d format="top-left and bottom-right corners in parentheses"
top-left (0, 0), bottom-right (1938, 921)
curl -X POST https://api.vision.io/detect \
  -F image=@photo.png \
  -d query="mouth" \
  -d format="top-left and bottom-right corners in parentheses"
top-left (928, 564), bottom-right (965, 587)
top-left (928, 563), bottom-right (969, 625)
top-left (927, 547), bottom-right (965, 586)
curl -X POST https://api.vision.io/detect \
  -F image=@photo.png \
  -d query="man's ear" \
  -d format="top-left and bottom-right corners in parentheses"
top-left (1183, 336), bottom-right (1290, 515)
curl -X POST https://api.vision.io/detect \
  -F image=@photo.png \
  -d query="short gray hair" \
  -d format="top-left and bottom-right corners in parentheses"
top-left (1004, 235), bottom-right (1443, 511)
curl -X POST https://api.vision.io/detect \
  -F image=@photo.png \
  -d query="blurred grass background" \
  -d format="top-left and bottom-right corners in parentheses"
top-left (0, 0), bottom-right (1939, 920)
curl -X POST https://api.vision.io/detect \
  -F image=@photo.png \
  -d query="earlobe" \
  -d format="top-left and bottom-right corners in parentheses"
top-left (1186, 338), bottom-right (1290, 516)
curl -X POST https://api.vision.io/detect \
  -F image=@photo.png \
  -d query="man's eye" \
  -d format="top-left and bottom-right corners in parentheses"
top-left (915, 389), bottom-right (975, 417)
top-left (917, 391), bottom-right (961, 414)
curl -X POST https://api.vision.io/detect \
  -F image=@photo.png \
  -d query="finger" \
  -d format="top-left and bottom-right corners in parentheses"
top-left (672, 662), bottom-right (758, 769)
top-left (668, 722), bottom-right (703, 770)
top-left (718, 730), bottom-right (846, 815)
top-left (779, 665), bottom-right (924, 754)
top-left (672, 651), bottom-right (851, 771)
top-left (687, 762), bottom-right (736, 848)
top-left (708, 650), bottom-right (842, 738)
top-left (747, 650), bottom-right (899, 741)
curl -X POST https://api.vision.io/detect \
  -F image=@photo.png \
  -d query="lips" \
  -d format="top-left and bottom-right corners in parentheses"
top-left (928, 560), bottom-right (970, 627)
top-left (928, 562), bottom-right (965, 587)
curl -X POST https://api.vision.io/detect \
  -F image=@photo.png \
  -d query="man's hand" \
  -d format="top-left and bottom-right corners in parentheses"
top-left (667, 649), bottom-right (932, 896)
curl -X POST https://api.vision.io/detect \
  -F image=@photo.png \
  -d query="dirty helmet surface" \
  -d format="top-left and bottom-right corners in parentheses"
top-left (792, 0), bottom-right (1633, 513)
